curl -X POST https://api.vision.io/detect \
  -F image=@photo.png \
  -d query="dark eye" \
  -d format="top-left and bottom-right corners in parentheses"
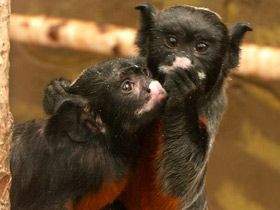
top-left (166, 36), bottom-right (178, 48)
top-left (121, 81), bottom-right (134, 93)
top-left (142, 68), bottom-right (149, 76)
top-left (195, 42), bottom-right (209, 53)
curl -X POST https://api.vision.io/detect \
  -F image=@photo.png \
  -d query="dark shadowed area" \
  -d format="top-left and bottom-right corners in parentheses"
top-left (10, 0), bottom-right (280, 210)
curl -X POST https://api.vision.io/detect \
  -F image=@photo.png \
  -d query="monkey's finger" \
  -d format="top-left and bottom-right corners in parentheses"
top-left (171, 69), bottom-right (197, 93)
top-left (164, 73), bottom-right (192, 99)
top-left (176, 68), bottom-right (200, 88)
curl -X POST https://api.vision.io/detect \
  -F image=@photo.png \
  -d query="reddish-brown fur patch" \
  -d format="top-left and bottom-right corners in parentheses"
top-left (119, 120), bottom-right (180, 210)
top-left (74, 176), bottom-right (128, 210)
top-left (75, 116), bottom-right (208, 210)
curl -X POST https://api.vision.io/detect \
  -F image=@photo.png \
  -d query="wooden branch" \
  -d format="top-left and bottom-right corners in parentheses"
top-left (10, 14), bottom-right (280, 80)
top-left (0, 0), bottom-right (12, 209)
top-left (239, 44), bottom-right (280, 80)
top-left (10, 14), bottom-right (138, 57)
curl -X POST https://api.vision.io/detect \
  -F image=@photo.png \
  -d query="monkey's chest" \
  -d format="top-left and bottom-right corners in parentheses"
top-left (119, 121), bottom-right (180, 210)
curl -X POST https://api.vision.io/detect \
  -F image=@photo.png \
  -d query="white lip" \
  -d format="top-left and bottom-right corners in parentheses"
top-left (159, 57), bottom-right (192, 73)
top-left (135, 81), bottom-right (166, 116)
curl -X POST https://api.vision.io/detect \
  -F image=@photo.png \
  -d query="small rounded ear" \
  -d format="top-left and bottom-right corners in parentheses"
top-left (54, 96), bottom-right (87, 114)
top-left (55, 97), bottom-right (105, 142)
top-left (227, 22), bottom-right (253, 69)
top-left (135, 3), bottom-right (157, 56)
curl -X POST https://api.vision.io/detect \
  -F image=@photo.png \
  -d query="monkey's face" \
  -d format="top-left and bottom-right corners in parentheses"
top-left (135, 5), bottom-right (234, 94)
top-left (103, 58), bottom-right (167, 132)
top-left (148, 6), bottom-right (230, 91)
top-left (70, 57), bottom-right (166, 133)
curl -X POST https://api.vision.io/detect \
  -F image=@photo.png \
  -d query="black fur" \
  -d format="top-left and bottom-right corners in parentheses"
top-left (10, 57), bottom-right (165, 210)
top-left (135, 3), bottom-right (252, 209)
top-left (41, 4), bottom-right (252, 210)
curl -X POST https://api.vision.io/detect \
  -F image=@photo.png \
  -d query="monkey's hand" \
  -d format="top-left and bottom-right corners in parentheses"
top-left (42, 78), bottom-right (71, 115)
top-left (164, 67), bottom-right (201, 108)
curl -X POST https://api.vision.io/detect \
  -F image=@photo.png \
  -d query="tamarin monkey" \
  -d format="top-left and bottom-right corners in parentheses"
top-left (10, 57), bottom-right (166, 210)
top-left (42, 3), bottom-right (252, 210)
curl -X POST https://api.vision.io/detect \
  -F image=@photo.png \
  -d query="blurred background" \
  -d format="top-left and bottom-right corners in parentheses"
top-left (10, 0), bottom-right (280, 209)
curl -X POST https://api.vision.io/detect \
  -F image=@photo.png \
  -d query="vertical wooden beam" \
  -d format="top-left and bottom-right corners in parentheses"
top-left (0, 0), bottom-right (12, 209)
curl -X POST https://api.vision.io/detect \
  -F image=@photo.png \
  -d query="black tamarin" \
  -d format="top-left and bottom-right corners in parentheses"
top-left (10, 57), bottom-right (166, 210)
top-left (42, 4), bottom-right (252, 210)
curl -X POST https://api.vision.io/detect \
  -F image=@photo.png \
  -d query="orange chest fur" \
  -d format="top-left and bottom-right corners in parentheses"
top-left (73, 121), bottom-right (180, 210)
top-left (74, 176), bottom-right (128, 210)
top-left (119, 121), bottom-right (180, 210)
top-left (75, 116), bottom-right (207, 210)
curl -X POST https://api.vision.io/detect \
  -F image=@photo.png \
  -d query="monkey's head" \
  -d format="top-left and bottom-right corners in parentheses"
top-left (54, 57), bottom-right (166, 140)
top-left (135, 3), bottom-right (252, 92)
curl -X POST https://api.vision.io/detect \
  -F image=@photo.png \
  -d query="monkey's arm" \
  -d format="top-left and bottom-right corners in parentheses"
top-left (159, 69), bottom-right (209, 208)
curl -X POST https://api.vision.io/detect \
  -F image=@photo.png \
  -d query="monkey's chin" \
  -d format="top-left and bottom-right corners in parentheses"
top-left (135, 93), bottom-right (166, 117)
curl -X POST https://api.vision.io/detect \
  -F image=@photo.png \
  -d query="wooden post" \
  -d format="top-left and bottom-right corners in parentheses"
top-left (0, 0), bottom-right (12, 209)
